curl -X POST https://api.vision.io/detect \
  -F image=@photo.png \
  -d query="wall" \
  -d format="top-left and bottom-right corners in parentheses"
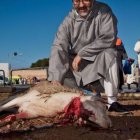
top-left (12, 68), bottom-right (48, 83)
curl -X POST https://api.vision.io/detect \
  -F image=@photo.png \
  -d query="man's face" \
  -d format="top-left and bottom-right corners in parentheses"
top-left (73, 0), bottom-right (93, 18)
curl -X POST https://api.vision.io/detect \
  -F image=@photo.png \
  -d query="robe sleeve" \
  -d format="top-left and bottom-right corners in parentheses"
top-left (48, 19), bottom-right (70, 82)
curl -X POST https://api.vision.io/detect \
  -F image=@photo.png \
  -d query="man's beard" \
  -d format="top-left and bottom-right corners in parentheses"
top-left (74, 3), bottom-right (93, 18)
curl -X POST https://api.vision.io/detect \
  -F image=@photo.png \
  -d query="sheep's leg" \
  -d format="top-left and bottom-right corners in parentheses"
top-left (0, 112), bottom-right (29, 127)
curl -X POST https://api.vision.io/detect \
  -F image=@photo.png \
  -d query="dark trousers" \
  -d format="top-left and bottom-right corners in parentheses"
top-left (63, 70), bottom-right (104, 93)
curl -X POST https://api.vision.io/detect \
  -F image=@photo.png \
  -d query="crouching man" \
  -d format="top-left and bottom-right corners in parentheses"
top-left (48, 0), bottom-right (128, 112)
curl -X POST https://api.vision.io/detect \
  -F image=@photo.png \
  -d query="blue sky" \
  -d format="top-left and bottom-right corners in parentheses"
top-left (0, 0), bottom-right (140, 68)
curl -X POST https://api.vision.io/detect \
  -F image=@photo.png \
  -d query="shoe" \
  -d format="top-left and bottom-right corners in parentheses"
top-left (108, 102), bottom-right (128, 112)
top-left (136, 89), bottom-right (140, 92)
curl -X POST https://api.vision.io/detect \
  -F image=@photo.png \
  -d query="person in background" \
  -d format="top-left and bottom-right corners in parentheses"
top-left (134, 39), bottom-right (140, 68)
top-left (116, 37), bottom-right (128, 90)
top-left (126, 62), bottom-right (138, 90)
top-left (48, 0), bottom-right (128, 112)
top-left (123, 58), bottom-right (135, 75)
top-left (134, 39), bottom-right (140, 88)
top-left (123, 58), bottom-right (138, 90)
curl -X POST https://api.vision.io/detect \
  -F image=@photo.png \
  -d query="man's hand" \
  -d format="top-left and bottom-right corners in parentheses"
top-left (72, 55), bottom-right (81, 71)
top-left (51, 81), bottom-right (62, 86)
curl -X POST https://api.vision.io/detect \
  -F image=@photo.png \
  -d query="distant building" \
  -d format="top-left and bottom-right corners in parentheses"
top-left (0, 63), bottom-right (10, 78)
top-left (12, 67), bottom-right (48, 84)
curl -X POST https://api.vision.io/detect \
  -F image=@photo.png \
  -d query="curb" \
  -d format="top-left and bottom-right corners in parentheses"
top-left (102, 92), bottom-right (140, 99)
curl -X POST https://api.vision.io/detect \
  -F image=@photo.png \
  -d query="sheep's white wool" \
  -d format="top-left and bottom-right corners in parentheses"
top-left (0, 81), bottom-right (112, 128)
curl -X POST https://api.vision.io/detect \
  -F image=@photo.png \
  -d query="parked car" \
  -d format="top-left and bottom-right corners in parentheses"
top-left (0, 75), bottom-right (9, 85)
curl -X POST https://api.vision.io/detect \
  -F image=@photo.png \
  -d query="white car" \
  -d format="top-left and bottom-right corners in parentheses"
top-left (0, 76), bottom-right (9, 85)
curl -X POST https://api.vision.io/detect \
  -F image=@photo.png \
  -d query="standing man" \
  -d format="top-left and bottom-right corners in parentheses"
top-left (116, 37), bottom-right (128, 90)
top-left (134, 39), bottom-right (140, 88)
top-left (48, 0), bottom-right (127, 112)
